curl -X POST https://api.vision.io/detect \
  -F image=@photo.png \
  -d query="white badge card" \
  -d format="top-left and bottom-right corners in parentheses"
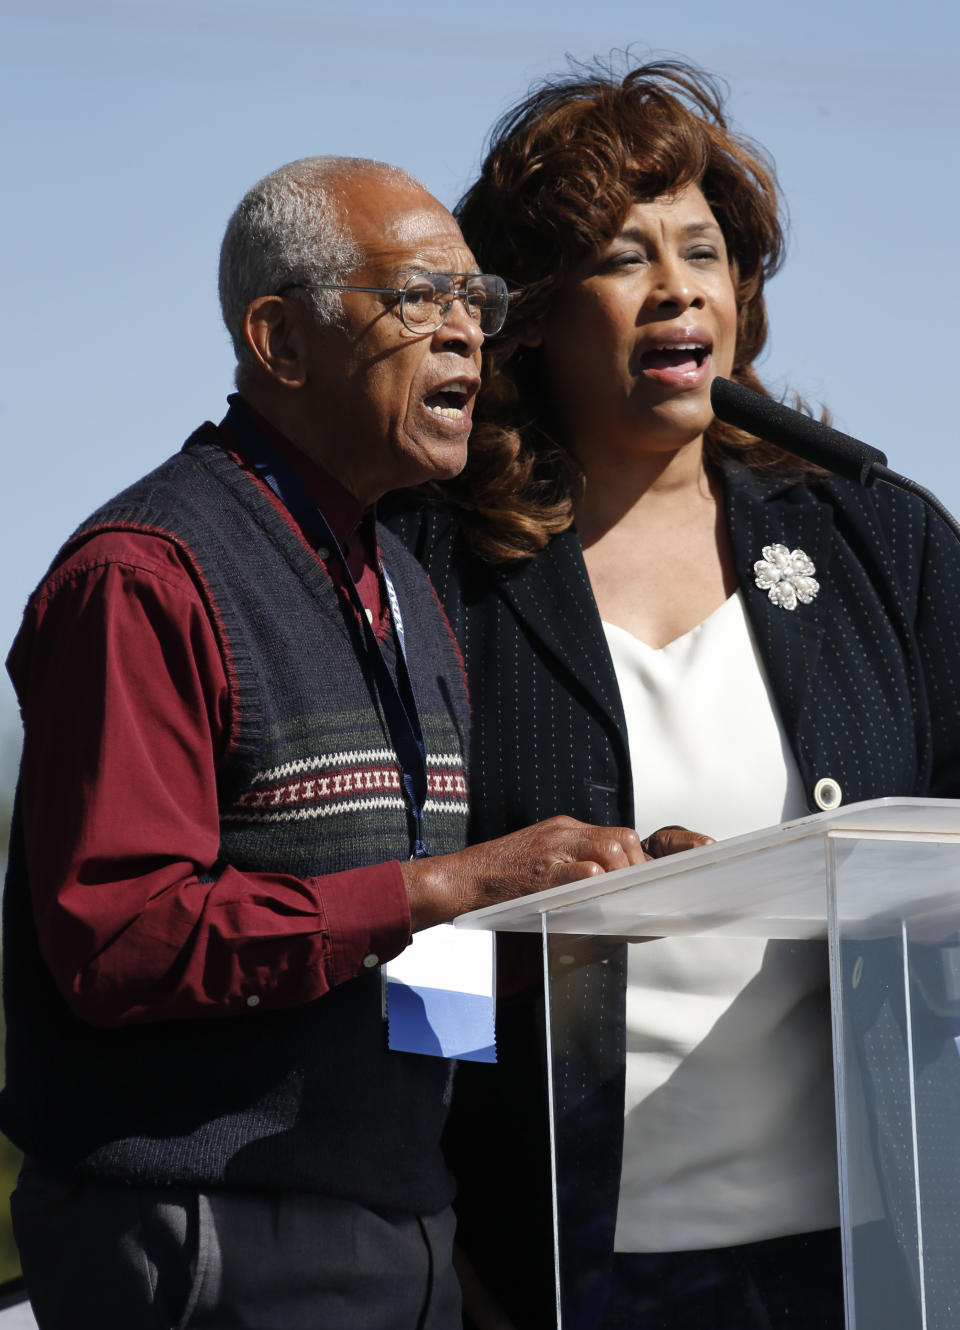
top-left (384, 924), bottom-right (496, 1062)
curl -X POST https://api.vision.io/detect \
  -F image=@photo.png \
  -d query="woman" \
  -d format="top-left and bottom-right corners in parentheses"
top-left (388, 58), bottom-right (960, 1330)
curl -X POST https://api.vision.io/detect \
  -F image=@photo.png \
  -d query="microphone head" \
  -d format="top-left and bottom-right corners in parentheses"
top-left (710, 377), bottom-right (887, 484)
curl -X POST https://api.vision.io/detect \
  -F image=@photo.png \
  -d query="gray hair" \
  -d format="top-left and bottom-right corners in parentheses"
top-left (218, 155), bottom-right (414, 369)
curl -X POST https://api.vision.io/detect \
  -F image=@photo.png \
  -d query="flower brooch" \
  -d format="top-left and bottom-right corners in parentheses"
top-left (753, 544), bottom-right (819, 611)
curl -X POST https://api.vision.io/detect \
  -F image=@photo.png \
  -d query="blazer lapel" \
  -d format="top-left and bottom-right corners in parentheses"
top-left (724, 463), bottom-right (834, 745)
top-left (494, 527), bottom-right (628, 737)
top-left (491, 468), bottom-right (834, 776)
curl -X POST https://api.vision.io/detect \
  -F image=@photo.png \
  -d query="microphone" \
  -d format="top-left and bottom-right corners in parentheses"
top-left (710, 375), bottom-right (960, 543)
top-left (709, 376), bottom-right (887, 484)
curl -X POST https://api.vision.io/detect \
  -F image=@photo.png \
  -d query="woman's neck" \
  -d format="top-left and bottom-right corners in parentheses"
top-left (573, 436), bottom-right (710, 547)
top-left (572, 438), bottom-right (738, 649)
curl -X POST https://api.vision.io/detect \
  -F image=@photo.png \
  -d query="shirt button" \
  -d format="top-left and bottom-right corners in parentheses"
top-left (365, 607), bottom-right (374, 625)
top-left (246, 994), bottom-right (261, 1008)
top-left (316, 545), bottom-right (330, 560)
top-left (362, 953), bottom-right (379, 969)
top-left (813, 777), bottom-right (842, 811)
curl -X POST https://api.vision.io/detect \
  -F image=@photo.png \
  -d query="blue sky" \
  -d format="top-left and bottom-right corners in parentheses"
top-left (1, 0), bottom-right (958, 772)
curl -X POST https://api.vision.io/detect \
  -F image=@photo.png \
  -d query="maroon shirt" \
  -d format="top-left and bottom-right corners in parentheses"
top-left (8, 410), bottom-right (413, 1027)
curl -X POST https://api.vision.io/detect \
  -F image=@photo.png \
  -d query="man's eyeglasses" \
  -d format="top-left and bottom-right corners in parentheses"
top-left (276, 272), bottom-right (509, 336)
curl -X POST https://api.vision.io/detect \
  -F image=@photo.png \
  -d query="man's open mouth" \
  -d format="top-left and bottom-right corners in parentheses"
top-left (424, 382), bottom-right (473, 419)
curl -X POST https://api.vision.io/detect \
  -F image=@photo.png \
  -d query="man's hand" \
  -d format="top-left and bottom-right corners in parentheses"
top-left (401, 815), bottom-right (647, 931)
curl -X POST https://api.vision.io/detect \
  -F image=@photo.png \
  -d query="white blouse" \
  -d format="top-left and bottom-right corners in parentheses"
top-left (604, 591), bottom-right (841, 1251)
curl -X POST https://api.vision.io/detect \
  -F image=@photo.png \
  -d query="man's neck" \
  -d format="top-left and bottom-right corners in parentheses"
top-left (226, 395), bottom-right (372, 554)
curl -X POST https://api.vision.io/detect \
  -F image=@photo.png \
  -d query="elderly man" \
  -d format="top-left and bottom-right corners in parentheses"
top-left (1, 157), bottom-right (645, 1329)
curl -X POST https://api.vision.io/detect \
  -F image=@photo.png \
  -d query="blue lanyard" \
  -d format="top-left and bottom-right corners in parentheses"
top-left (224, 402), bottom-right (430, 858)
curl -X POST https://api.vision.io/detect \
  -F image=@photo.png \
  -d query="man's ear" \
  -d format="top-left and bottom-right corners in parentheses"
top-left (242, 295), bottom-right (310, 388)
top-left (518, 320), bottom-right (543, 348)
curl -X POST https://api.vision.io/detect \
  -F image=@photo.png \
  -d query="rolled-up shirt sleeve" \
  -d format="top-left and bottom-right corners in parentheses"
top-left (9, 530), bottom-right (412, 1028)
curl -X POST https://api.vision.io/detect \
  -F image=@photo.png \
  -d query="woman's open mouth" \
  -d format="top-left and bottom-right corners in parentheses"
top-left (638, 340), bottom-right (711, 386)
top-left (639, 342), bottom-right (709, 372)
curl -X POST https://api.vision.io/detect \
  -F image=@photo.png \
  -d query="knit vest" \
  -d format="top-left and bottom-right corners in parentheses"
top-left (0, 427), bottom-right (471, 1214)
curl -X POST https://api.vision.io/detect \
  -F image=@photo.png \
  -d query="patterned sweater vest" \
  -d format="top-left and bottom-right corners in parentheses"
top-left (0, 428), bottom-right (471, 1213)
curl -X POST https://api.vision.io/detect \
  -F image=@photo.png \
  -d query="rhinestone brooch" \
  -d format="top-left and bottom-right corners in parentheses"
top-left (753, 544), bottom-right (820, 611)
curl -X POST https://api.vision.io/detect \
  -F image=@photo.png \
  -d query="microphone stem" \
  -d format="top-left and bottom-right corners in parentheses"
top-left (872, 465), bottom-right (960, 546)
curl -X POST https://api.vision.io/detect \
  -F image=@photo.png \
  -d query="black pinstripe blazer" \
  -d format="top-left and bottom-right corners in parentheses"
top-left (387, 461), bottom-right (960, 1328)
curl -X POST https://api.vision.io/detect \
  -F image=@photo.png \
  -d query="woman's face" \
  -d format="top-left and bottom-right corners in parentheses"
top-left (533, 183), bottom-right (737, 464)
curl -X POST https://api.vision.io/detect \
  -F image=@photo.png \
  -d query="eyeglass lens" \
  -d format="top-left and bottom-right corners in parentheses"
top-left (400, 275), bottom-right (507, 335)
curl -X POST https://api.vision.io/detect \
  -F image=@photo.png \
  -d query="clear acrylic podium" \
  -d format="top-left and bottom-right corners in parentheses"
top-left (456, 799), bottom-right (960, 1329)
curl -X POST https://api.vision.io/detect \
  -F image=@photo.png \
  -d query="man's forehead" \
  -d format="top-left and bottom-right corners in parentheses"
top-left (378, 204), bottom-right (464, 247)
top-left (359, 229), bottom-right (477, 276)
top-left (339, 175), bottom-right (476, 274)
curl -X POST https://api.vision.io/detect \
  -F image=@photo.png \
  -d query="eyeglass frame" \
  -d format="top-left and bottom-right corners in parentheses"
top-left (274, 272), bottom-right (509, 337)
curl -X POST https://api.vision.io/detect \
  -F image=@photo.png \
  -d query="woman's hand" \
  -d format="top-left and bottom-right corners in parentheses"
top-left (641, 824), bottom-right (714, 858)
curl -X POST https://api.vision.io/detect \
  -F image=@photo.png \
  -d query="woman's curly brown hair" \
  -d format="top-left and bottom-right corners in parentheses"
top-left (428, 57), bottom-right (814, 563)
